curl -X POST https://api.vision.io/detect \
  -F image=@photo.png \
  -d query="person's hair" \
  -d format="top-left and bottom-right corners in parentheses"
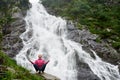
top-left (38, 54), bottom-right (42, 58)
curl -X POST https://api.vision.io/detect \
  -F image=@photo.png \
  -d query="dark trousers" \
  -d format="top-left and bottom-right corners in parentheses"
top-left (33, 64), bottom-right (46, 73)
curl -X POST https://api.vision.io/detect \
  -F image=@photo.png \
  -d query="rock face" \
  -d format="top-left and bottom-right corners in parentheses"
top-left (66, 21), bottom-right (120, 79)
top-left (2, 15), bottom-right (25, 57)
top-left (77, 68), bottom-right (100, 80)
top-left (66, 21), bottom-right (120, 65)
top-left (73, 50), bottom-right (100, 80)
top-left (1, 0), bottom-right (30, 57)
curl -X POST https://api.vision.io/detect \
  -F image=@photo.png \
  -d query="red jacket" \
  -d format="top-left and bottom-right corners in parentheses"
top-left (29, 58), bottom-right (49, 68)
top-left (34, 59), bottom-right (46, 68)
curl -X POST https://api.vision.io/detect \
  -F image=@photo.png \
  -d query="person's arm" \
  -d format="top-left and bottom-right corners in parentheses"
top-left (27, 58), bottom-right (34, 64)
top-left (45, 60), bottom-right (50, 64)
top-left (26, 55), bottom-right (34, 64)
top-left (28, 59), bottom-right (34, 64)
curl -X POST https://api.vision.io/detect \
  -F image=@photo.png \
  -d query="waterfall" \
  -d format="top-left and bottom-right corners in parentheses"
top-left (15, 0), bottom-right (120, 80)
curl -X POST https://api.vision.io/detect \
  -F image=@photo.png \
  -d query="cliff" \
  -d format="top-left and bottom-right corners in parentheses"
top-left (1, 0), bottom-right (29, 57)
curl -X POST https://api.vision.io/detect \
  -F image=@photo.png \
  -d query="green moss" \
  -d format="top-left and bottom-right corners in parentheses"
top-left (95, 37), bottom-right (101, 43)
top-left (76, 23), bottom-right (83, 30)
top-left (112, 42), bottom-right (120, 49)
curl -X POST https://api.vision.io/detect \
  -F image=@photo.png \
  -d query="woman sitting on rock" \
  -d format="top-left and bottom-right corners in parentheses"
top-left (28, 54), bottom-right (49, 73)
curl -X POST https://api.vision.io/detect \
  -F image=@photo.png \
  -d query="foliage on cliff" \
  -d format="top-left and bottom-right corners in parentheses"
top-left (0, 0), bottom-right (29, 41)
top-left (0, 0), bottom-right (29, 27)
top-left (42, 0), bottom-right (120, 52)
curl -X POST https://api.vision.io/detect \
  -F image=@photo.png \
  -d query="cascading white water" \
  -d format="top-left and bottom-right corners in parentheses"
top-left (15, 0), bottom-right (120, 80)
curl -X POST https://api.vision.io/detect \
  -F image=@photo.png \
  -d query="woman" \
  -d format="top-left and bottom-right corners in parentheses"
top-left (28, 54), bottom-right (49, 73)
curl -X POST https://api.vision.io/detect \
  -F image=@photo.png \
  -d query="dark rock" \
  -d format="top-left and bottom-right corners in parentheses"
top-left (0, 65), bottom-right (7, 71)
top-left (66, 21), bottom-right (120, 65)
top-left (77, 68), bottom-right (100, 80)
top-left (1, 0), bottom-right (30, 57)
top-left (0, 58), bottom-right (4, 65)
top-left (2, 11), bottom-right (26, 57)
top-left (74, 50), bottom-right (100, 80)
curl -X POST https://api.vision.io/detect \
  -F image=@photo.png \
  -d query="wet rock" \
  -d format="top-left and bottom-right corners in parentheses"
top-left (39, 73), bottom-right (60, 80)
top-left (66, 21), bottom-right (120, 65)
top-left (1, 0), bottom-right (30, 57)
top-left (77, 68), bottom-right (100, 80)
top-left (74, 51), bottom-right (100, 80)
top-left (2, 11), bottom-right (26, 57)
top-left (66, 20), bottom-right (120, 75)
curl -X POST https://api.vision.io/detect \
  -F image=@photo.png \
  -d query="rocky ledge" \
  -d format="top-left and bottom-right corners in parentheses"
top-left (37, 73), bottom-right (60, 80)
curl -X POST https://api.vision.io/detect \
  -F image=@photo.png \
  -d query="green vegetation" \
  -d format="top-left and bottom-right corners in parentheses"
top-left (0, 0), bottom-right (29, 35)
top-left (0, 51), bottom-right (44, 80)
top-left (42, 0), bottom-right (120, 51)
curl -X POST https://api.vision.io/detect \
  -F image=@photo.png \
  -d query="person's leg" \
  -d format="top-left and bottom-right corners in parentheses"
top-left (33, 64), bottom-right (39, 72)
top-left (39, 64), bottom-right (47, 73)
